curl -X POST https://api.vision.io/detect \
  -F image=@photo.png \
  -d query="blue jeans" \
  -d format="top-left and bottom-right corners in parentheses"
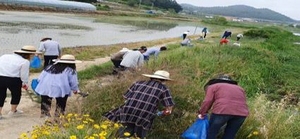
top-left (207, 114), bottom-right (246, 139)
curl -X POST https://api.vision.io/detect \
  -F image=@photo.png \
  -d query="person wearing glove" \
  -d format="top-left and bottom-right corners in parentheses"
top-left (0, 45), bottom-right (41, 118)
top-left (104, 70), bottom-right (175, 139)
top-left (198, 74), bottom-right (249, 139)
top-left (35, 54), bottom-right (81, 118)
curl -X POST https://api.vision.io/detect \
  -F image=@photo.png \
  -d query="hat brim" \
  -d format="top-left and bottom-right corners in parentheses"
top-left (142, 74), bottom-right (172, 80)
top-left (52, 59), bottom-right (82, 64)
top-left (14, 50), bottom-right (42, 54)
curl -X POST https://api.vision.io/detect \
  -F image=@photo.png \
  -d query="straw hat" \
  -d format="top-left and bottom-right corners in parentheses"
top-left (142, 70), bottom-right (172, 80)
top-left (14, 45), bottom-right (41, 54)
top-left (53, 54), bottom-right (82, 64)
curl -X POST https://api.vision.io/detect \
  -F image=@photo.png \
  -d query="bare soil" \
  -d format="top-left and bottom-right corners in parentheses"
top-left (0, 57), bottom-right (110, 139)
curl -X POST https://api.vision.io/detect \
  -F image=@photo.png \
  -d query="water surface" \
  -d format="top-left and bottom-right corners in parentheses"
top-left (0, 11), bottom-right (203, 55)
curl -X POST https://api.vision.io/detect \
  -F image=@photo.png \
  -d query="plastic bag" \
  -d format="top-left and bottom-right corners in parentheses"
top-left (31, 79), bottom-right (39, 95)
top-left (30, 56), bottom-right (41, 68)
top-left (181, 117), bottom-right (209, 139)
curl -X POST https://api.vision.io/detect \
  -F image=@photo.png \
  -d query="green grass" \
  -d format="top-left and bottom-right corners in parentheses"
top-left (75, 27), bottom-right (300, 138)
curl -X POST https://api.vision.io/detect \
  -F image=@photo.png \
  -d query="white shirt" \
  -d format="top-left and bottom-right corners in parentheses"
top-left (237, 34), bottom-right (243, 38)
top-left (39, 40), bottom-right (61, 56)
top-left (0, 54), bottom-right (30, 84)
top-left (183, 31), bottom-right (190, 35)
top-left (120, 51), bottom-right (144, 68)
top-left (143, 47), bottom-right (160, 58)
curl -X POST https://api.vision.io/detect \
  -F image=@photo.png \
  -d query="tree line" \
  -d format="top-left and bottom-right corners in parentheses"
top-left (69, 0), bottom-right (182, 13)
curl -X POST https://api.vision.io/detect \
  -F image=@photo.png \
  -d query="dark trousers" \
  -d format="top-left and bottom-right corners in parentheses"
top-left (41, 95), bottom-right (68, 117)
top-left (183, 34), bottom-right (187, 40)
top-left (203, 32), bottom-right (207, 38)
top-left (0, 76), bottom-right (22, 107)
top-left (117, 123), bottom-right (147, 139)
top-left (111, 59), bottom-right (122, 68)
top-left (237, 37), bottom-right (241, 41)
top-left (207, 114), bottom-right (246, 139)
top-left (44, 55), bottom-right (58, 69)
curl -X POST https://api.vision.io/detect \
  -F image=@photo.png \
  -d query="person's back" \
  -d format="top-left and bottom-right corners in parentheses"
top-left (0, 54), bottom-right (28, 77)
top-left (120, 51), bottom-right (144, 69)
top-left (207, 83), bottom-right (249, 116)
top-left (39, 40), bottom-right (61, 56)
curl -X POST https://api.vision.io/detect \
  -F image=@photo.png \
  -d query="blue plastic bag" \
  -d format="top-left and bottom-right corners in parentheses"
top-left (181, 117), bottom-right (209, 139)
top-left (31, 79), bottom-right (39, 95)
top-left (30, 56), bottom-right (41, 69)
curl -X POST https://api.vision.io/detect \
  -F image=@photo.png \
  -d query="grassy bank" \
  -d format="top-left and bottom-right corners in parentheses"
top-left (75, 27), bottom-right (300, 138)
top-left (23, 25), bottom-right (300, 138)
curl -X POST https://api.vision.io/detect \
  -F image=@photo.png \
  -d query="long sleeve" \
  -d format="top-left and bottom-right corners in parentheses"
top-left (38, 42), bottom-right (45, 52)
top-left (198, 86), bottom-right (215, 116)
top-left (20, 60), bottom-right (30, 85)
top-left (137, 54), bottom-right (144, 67)
top-left (68, 72), bottom-right (79, 91)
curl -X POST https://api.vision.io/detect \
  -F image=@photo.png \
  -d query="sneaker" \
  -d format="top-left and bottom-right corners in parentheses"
top-left (7, 110), bottom-right (24, 117)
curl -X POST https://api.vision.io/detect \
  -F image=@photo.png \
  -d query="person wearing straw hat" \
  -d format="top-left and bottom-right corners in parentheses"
top-left (0, 45), bottom-right (41, 119)
top-left (38, 37), bottom-right (62, 69)
top-left (35, 54), bottom-right (81, 118)
top-left (198, 74), bottom-right (249, 139)
top-left (104, 70), bottom-right (175, 139)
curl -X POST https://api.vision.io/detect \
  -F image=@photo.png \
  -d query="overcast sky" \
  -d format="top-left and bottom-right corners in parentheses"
top-left (176, 0), bottom-right (300, 20)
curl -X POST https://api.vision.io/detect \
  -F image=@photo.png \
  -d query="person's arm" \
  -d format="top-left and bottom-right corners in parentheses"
top-left (20, 60), bottom-right (30, 87)
top-left (198, 86), bottom-right (215, 117)
top-left (161, 88), bottom-right (175, 114)
top-left (68, 71), bottom-right (80, 93)
top-left (38, 42), bottom-right (45, 52)
top-left (137, 54), bottom-right (144, 67)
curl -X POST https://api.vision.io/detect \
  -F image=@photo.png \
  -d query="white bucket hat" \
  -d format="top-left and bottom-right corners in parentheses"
top-left (14, 45), bottom-right (41, 54)
top-left (142, 70), bottom-right (172, 80)
top-left (53, 54), bottom-right (82, 64)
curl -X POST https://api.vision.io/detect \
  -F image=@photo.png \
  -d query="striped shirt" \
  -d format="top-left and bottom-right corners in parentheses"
top-left (104, 80), bottom-right (175, 130)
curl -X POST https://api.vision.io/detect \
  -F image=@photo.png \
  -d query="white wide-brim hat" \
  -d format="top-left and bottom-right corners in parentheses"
top-left (14, 45), bottom-right (41, 54)
top-left (53, 54), bottom-right (82, 64)
top-left (142, 70), bottom-right (172, 80)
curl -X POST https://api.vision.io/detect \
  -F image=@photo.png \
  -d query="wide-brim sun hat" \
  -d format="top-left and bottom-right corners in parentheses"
top-left (52, 54), bottom-right (82, 64)
top-left (142, 70), bottom-right (172, 80)
top-left (14, 45), bottom-right (41, 54)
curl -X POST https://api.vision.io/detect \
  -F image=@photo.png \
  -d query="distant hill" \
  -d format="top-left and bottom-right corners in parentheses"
top-left (181, 4), bottom-right (296, 22)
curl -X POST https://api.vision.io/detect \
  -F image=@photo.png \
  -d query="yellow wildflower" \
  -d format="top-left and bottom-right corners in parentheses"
top-left (99, 131), bottom-right (107, 137)
top-left (19, 133), bottom-right (27, 138)
top-left (100, 124), bottom-right (108, 130)
top-left (77, 124), bottom-right (84, 130)
top-left (100, 137), bottom-right (106, 139)
top-left (253, 131), bottom-right (259, 135)
top-left (124, 132), bottom-right (131, 137)
top-left (70, 135), bottom-right (77, 139)
top-left (83, 114), bottom-right (90, 117)
top-left (114, 123), bottom-right (119, 128)
top-left (94, 124), bottom-right (100, 129)
top-left (83, 120), bottom-right (88, 124)
top-left (87, 136), bottom-right (95, 139)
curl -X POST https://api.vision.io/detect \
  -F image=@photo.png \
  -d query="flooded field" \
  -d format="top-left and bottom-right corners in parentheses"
top-left (0, 11), bottom-right (203, 55)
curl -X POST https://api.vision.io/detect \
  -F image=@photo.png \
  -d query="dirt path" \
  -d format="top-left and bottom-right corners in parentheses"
top-left (0, 57), bottom-right (111, 139)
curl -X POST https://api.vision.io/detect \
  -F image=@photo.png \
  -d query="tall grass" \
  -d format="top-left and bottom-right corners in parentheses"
top-left (23, 27), bottom-right (300, 138)
top-left (77, 27), bottom-right (300, 138)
